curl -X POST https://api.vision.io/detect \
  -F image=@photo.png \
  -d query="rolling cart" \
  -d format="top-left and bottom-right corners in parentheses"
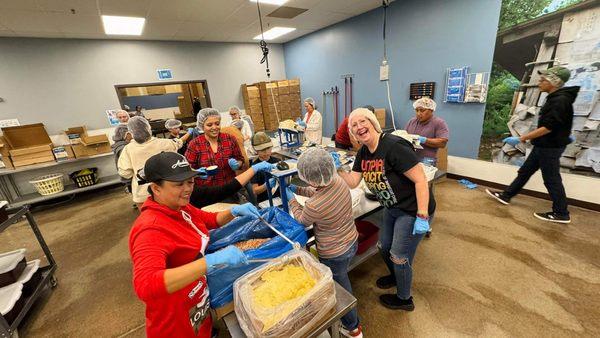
top-left (0, 205), bottom-right (57, 337)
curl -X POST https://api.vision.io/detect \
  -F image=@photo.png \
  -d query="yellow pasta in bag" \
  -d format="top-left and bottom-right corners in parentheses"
top-left (252, 265), bottom-right (316, 309)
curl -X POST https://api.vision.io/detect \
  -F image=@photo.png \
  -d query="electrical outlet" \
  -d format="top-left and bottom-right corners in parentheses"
top-left (380, 63), bottom-right (389, 81)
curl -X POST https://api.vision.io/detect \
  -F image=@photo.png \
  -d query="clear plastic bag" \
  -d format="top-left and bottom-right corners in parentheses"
top-left (233, 249), bottom-right (336, 338)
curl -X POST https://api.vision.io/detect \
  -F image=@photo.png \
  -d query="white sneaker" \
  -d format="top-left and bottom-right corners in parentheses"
top-left (340, 325), bottom-right (363, 338)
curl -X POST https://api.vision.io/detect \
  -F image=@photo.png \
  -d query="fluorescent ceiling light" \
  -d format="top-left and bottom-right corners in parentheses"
top-left (249, 0), bottom-right (288, 5)
top-left (102, 15), bottom-right (145, 36)
top-left (253, 27), bottom-right (296, 40)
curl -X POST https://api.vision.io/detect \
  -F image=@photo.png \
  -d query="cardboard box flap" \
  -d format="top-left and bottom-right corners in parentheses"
top-left (9, 144), bottom-right (53, 157)
top-left (1, 123), bottom-right (52, 149)
top-left (81, 134), bottom-right (109, 146)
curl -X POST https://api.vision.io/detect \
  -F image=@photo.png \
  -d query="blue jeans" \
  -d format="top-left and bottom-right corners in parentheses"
top-left (504, 146), bottom-right (568, 216)
top-left (380, 208), bottom-right (429, 299)
top-left (319, 241), bottom-right (359, 330)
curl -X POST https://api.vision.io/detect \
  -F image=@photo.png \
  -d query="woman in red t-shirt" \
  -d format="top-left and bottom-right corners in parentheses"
top-left (129, 152), bottom-right (260, 338)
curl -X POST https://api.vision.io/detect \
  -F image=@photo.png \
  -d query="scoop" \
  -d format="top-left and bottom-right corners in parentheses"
top-left (276, 161), bottom-right (289, 171)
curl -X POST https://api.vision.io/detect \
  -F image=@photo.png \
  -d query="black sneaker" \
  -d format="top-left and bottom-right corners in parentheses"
top-left (376, 275), bottom-right (396, 289)
top-left (379, 294), bottom-right (415, 311)
top-left (485, 189), bottom-right (510, 205)
top-left (533, 212), bottom-right (571, 224)
top-left (425, 230), bottom-right (432, 238)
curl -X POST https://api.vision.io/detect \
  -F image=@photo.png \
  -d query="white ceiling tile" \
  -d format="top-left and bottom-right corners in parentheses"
top-left (173, 21), bottom-right (210, 39)
top-left (0, 0), bottom-right (380, 42)
top-left (52, 13), bottom-right (103, 34)
top-left (36, 0), bottom-right (98, 15)
top-left (0, 0), bottom-right (41, 11)
top-left (0, 9), bottom-right (61, 33)
top-left (144, 18), bottom-right (181, 38)
top-left (99, 0), bottom-right (152, 17)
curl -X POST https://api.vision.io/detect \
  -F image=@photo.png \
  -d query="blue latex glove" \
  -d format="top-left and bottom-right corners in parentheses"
top-left (187, 127), bottom-right (195, 135)
top-left (251, 161), bottom-right (275, 173)
top-left (204, 245), bottom-right (247, 271)
top-left (228, 158), bottom-right (241, 171)
top-left (412, 216), bottom-right (430, 235)
top-left (285, 187), bottom-right (295, 201)
top-left (330, 152), bottom-right (342, 168)
top-left (569, 135), bottom-right (575, 143)
top-left (231, 203), bottom-right (260, 219)
top-left (267, 178), bottom-right (277, 188)
top-left (418, 136), bottom-right (427, 144)
top-left (288, 184), bottom-right (298, 193)
top-left (503, 136), bottom-right (520, 146)
top-left (296, 118), bottom-right (307, 128)
top-left (195, 168), bottom-right (208, 180)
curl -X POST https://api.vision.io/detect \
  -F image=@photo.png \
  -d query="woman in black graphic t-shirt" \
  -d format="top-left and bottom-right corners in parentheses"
top-left (339, 108), bottom-right (435, 312)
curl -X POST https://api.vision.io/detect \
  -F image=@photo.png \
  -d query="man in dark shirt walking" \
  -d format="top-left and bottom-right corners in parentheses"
top-left (486, 66), bottom-right (579, 224)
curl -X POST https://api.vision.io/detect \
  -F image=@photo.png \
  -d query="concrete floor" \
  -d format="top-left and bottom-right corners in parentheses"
top-left (2, 180), bottom-right (599, 337)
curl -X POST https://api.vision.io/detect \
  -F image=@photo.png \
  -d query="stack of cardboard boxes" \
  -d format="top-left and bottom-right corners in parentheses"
top-left (241, 78), bottom-right (302, 131)
top-left (241, 84), bottom-right (265, 131)
top-left (0, 123), bottom-right (112, 169)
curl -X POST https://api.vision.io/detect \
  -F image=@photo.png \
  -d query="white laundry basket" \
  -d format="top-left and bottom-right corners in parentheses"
top-left (29, 174), bottom-right (65, 195)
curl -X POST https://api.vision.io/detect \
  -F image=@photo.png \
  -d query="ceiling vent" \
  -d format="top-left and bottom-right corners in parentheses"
top-left (267, 6), bottom-right (308, 19)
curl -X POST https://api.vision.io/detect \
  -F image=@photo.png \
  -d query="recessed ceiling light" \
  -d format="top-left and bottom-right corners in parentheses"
top-left (249, 0), bottom-right (288, 6)
top-left (102, 15), bottom-right (145, 36)
top-left (253, 27), bottom-right (296, 40)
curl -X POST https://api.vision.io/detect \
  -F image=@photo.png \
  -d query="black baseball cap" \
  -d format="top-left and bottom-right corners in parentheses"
top-left (137, 152), bottom-right (199, 184)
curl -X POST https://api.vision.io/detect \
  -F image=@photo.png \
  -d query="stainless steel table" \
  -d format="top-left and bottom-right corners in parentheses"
top-left (223, 282), bottom-right (356, 338)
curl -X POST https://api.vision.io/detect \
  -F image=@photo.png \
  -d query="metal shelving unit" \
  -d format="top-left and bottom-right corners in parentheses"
top-left (0, 205), bottom-right (57, 337)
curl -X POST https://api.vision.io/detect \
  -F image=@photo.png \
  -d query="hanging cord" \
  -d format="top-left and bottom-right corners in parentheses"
top-left (256, 0), bottom-right (270, 78)
top-left (255, 1), bottom-right (281, 125)
top-left (382, 0), bottom-right (396, 130)
top-left (382, 0), bottom-right (388, 62)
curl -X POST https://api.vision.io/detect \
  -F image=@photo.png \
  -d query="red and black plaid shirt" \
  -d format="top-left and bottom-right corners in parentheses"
top-left (185, 133), bottom-right (244, 187)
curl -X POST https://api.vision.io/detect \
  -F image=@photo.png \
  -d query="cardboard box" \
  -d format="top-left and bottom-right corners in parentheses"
top-left (53, 145), bottom-right (74, 161)
top-left (374, 108), bottom-right (386, 128)
top-left (1, 124), bottom-right (52, 149)
top-left (289, 78), bottom-right (300, 86)
top-left (213, 302), bottom-right (235, 320)
top-left (72, 134), bottom-right (111, 158)
top-left (65, 126), bottom-right (87, 144)
top-left (9, 144), bottom-right (55, 167)
top-left (146, 85), bottom-right (166, 95)
top-left (436, 147), bottom-right (448, 172)
top-left (0, 137), bottom-right (14, 169)
top-left (247, 86), bottom-right (260, 99)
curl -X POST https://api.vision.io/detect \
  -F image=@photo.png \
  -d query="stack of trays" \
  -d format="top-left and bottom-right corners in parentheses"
top-left (0, 249), bottom-right (41, 324)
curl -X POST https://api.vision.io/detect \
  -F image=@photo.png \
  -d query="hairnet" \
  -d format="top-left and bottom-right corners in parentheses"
top-left (229, 106), bottom-right (241, 114)
top-left (304, 97), bottom-right (316, 109)
top-left (297, 148), bottom-right (336, 187)
top-left (348, 108), bottom-right (382, 137)
top-left (116, 109), bottom-right (129, 117)
top-left (362, 105), bottom-right (375, 113)
top-left (127, 116), bottom-right (152, 143)
top-left (412, 97), bottom-right (436, 111)
top-left (231, 119), bottom-right (244, 130)
top-left (196, 108), bottom-right (221, 128)
top-left (164, 118), bottom-right (182, 130)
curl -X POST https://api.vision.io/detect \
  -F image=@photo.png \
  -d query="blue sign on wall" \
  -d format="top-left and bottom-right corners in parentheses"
top-left (157, 69), bottom-right (173, 80)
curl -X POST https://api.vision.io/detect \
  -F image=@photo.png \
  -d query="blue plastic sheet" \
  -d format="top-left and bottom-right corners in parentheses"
top-left (206, 207), bottom-right (308, 308)
top-left (458, 179), bottom-right (478, 189)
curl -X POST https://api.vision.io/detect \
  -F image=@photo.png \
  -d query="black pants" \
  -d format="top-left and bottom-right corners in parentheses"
top-left (504, 146), bottom-right (568, 216)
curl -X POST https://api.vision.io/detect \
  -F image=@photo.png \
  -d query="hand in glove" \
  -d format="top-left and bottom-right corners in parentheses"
top-left (204, 245), bottom-right (247, 271)
top-left (267, 178), bottom-right (277, 188)
top-left (231, 203), bottom-right (261, 219)
top-left (187, 128), bottom-right (195, 135)
top-left (285, 187), bottom-right (295, 201)
top-left (251, 161), bottom-right (275, 173)
top-left (412, 216), bottom-right (430, 235)
top-left (228, 158), bottom-right (241, 171)
top-left (195, 168), bottom-right (208, 180)
top-left (288, 184), bottom-right (298, 193)
top-left (296, 118), bottom-right (307, 128)
top-left (418, 136), bottom-right (427, 144)
top-left (503, 136), bottom-right (520, 146)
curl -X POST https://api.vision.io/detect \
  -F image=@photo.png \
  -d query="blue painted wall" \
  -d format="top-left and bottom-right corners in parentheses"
top-left (283, 0), bottom-right (501, 158)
